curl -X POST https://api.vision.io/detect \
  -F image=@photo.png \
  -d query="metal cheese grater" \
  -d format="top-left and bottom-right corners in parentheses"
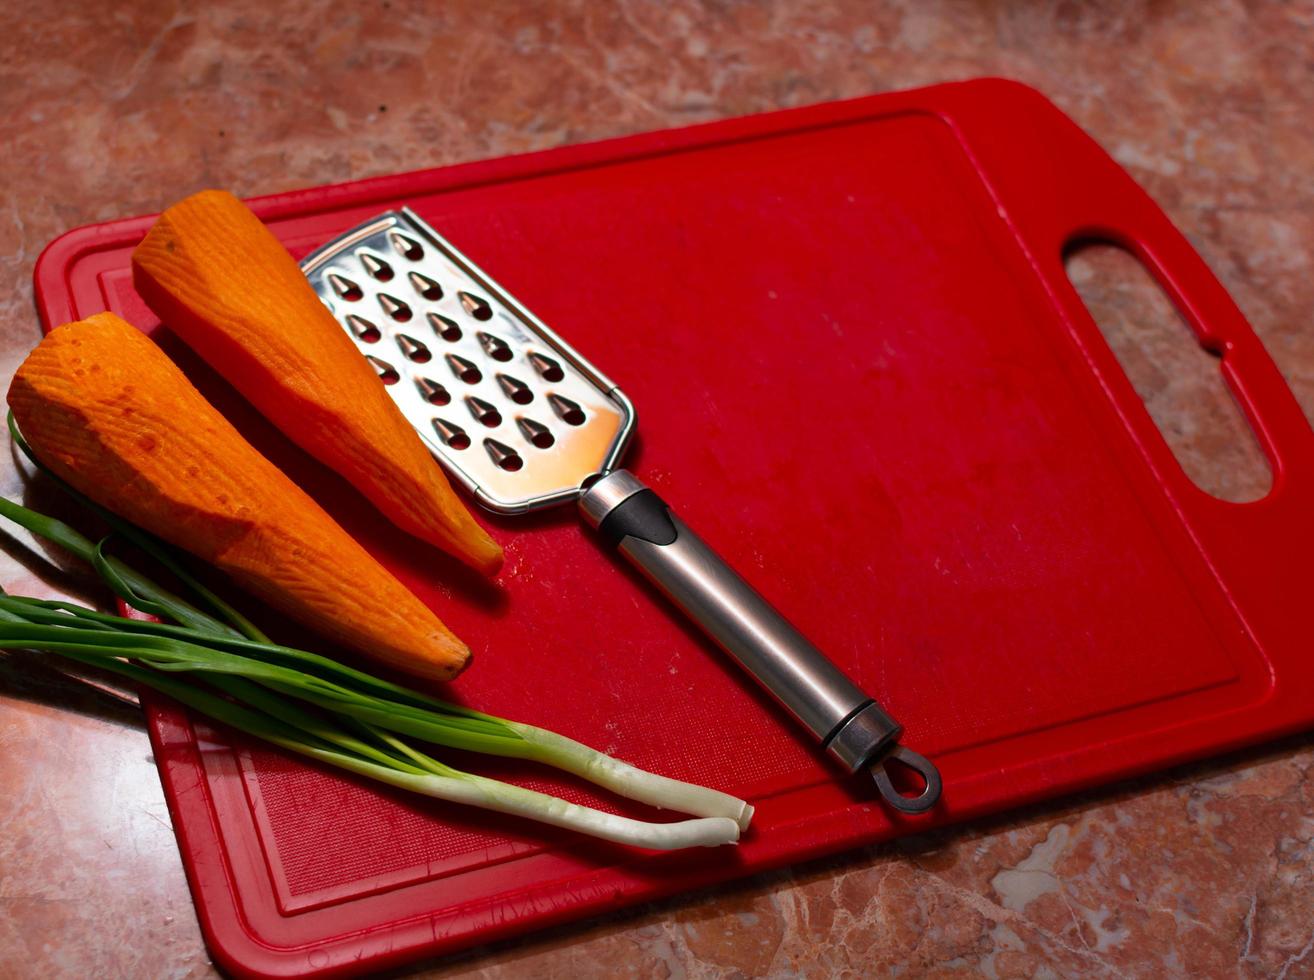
top-left (301, 209), bottom-right (941, 814)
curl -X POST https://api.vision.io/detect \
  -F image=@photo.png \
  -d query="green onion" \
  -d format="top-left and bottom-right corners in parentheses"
top-left (0, 487), bottom-right (753, 849)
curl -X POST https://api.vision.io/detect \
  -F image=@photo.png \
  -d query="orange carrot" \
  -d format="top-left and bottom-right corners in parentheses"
top-left (8, 312), bottom-right (471, 681)
top-left (131, 189), bottom-right (503, 575)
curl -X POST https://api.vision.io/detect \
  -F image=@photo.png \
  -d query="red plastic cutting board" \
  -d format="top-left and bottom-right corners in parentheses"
top-left (31, 79), bottom-right (1314, 978)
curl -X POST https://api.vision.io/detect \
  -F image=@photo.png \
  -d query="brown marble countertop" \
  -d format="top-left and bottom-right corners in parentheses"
top-left (3, 2), bottom-right (1313, 977)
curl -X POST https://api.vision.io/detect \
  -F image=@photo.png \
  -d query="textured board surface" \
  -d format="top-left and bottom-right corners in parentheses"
top-left (31, 79), bottom-right (1314, 979)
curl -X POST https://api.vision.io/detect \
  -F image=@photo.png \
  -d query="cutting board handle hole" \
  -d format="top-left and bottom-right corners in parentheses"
top-left (1064, 240), bottom-right (1271, 503)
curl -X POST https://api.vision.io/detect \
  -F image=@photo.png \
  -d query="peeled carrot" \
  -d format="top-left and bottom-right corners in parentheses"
top-left (8, 312), bottom-right (471, 680)
top-left (131, 189), bottom-right (503, 576)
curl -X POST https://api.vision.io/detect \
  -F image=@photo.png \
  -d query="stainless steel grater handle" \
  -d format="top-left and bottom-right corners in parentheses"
top-left (579, 470), bottom-right (941, 814)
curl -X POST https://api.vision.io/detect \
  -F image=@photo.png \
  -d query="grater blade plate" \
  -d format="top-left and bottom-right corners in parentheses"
top-left (300, 209), bottom-right (635, 514)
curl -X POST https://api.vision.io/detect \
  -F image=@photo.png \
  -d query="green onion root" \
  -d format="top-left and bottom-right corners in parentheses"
top-left (510, 724), bottom-right (755, 830)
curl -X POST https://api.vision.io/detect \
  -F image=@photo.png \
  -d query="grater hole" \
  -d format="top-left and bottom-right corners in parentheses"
top-left (466, 396), bottom-right (502, 428)
top-left (366, 355), bottom-right (400, 385)
top-left (433, 418), bottom-right (469, 450)
top-left (378, 293), bottom-right (412, 322)
top-left (528, 351), bottom-right (564, 383)
top-left (548, 393), bottom-right (585, 426)
top-left (397, 334), bottom-right (431, 363)
top-left (446, 353), bottom-right (482, 385)
top-left (408, 271), bottom-right (443, 301)
top-left (497, 374), bottom-right (533, 405)
top-left (485, 439), bottom-right (522, 471)
top-left (416, 378), bottom-right (450, 405)
top-left (517, 417), bottom-right (554, 449)
top-left (478, 332), bottom-right (513, 362)
top-left (427, 312), bottom-right (462, 343)
top-left (359, 252), bottom-right (393, 282)
top-left (459, 292), bottom-right (493, 321)
top-left (328, 273), bottom-right (362, 302)
top-left (346, 314), bottom-right (381, 343)
top-left (390, 232), bottom-right (423, 261)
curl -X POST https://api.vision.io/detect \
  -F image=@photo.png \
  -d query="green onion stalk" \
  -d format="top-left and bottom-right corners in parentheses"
top-left (0, 419), bottom-right (752, 849)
